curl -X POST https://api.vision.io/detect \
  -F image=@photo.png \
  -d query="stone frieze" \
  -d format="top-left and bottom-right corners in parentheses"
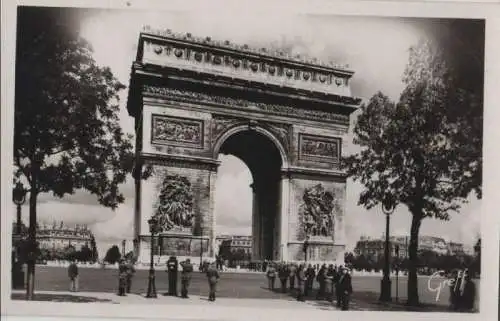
top-left (144, 86), bottom-right (351, 125)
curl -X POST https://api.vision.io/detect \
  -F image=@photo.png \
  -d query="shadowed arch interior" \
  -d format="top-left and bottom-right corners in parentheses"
top-left (218, 129), bottom-right (283, 260)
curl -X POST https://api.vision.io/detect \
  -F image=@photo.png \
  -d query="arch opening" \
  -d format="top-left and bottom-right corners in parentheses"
top-left (214, 129), bottom-right (283, 261)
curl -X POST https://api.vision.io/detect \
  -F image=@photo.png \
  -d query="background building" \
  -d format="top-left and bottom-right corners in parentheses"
top-left (37, 221), bottom-right (93, 251)
top-left (354, 235), bottom-right (465, 259)
top-left (218, 235), bottom-right (253, 262)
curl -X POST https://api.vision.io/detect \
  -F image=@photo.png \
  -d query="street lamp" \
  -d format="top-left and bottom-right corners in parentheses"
top-left (199, 224), bottom-right (203, 269)
top-left (146, 217), bottom-right (159, 298)
top-left (303, 235), bottom-right (310, 262)
top-left (12, 182), bottom-right (27, 289)
top-left (133, 238), bottom-right (139, 263)
top-left (379, 193), bottom-right (396, 302)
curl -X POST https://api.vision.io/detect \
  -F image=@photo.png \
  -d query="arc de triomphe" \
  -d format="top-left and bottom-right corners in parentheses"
top-left (126, 27), bottom-right (361, 264)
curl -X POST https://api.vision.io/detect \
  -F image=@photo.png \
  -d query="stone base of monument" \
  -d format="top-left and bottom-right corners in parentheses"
top-left (287, 240), bottom-right (345, 265)
top-left (137, 233), bottom-right (211, 265)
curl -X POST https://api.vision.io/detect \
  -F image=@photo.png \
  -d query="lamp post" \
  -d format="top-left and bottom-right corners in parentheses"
top-left (132, 238), bottom-right (139, 263)
top-left (303, 235), bottom-right (310, 263)
top-left (379, 193), bottom-right (396, 302)
top-left (199, 224), bottom-right (203, 269)
top-left (146, 217), bottom-right (159, 298)
top-left (12, 182), bottom-right (27, 289)
top-left (122, 239), bottom-right (126, 258)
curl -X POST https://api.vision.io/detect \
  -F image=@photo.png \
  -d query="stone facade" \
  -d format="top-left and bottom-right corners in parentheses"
top-left (128, 28), bottom-right (360, 264)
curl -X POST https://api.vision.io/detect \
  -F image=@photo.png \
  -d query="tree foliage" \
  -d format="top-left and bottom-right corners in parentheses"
top-left (343, 37), bottom-right (483, 306)
top-left (14, 8), bottom-right (138, 299)
top-left (104, 245), bottom-right (122, 264)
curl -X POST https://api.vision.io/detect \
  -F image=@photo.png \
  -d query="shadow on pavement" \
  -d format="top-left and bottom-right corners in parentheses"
top-left (11, 293), bottom-right (112, 303)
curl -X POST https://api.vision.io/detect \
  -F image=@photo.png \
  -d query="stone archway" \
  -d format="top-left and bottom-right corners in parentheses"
top-left (126, 27), bottom-right (362, 265)
top-left (214, 126), bottom-right (286, 261)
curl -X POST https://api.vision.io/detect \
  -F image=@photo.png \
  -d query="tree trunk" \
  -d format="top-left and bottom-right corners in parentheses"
top-left (407, 211), bottom-right (422, 306)
top-left (26, 188), bottom-right (38, 300)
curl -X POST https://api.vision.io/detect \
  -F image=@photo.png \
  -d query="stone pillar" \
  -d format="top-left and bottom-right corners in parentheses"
top-left (279, 175), bottom-right (290, 262)
top-left (251, 183), bottom-right (260, 260)
top-left (209, 169), bottom-right (218, 258)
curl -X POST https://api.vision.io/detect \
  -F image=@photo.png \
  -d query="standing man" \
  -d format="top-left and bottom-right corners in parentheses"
top-left (278, 263), bottom-right (289, 293)
top-left (166, 256), bottom-right (179, 296)
top-left (337, 266), bottom-right (353, 310)
top-left (325, 264), bottom-right (336, 302)
top-left (316, 264), bottom-right (327, 300)
top-left (459, 269), bottom-right (477, 312)
top-left (288, 263), bottom-right (296, 292)
top-left (117, 259), bottom-right (128, 296)
top-left (206, 262), bottom-right (220, 301)
top-left (266, 263), bottom-right (277, 291)
top-left (68, 259), bottom-right (79, 292)
top-left (305, 264), bottom-right (316, 297)
top-left (125, 259), bottom-right (136, 294)
top-left (180, 259), bottom-right (194, 298)
top-left (296, 264), bottom-right (307, 302)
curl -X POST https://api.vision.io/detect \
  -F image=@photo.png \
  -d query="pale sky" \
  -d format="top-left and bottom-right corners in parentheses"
top-left (14, 9), bottom-right (481, 257)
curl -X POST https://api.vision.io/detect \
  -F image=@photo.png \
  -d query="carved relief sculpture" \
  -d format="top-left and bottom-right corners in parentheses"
top-left (144, 86), bottom-right (352, 126)
top-left (151, 114), bottom-right (203, 148)
top-left (299, 134), bottom-right (341, 164)
top-left (153, 175), bottom-right (195, 233)
top-left (299, 184), bottom-right (336, 238)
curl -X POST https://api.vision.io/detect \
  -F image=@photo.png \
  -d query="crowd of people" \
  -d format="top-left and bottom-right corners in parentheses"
top-left (265, 262), bottom-right (353, 310)
top-left (64, 257), bottom-right (476, 312)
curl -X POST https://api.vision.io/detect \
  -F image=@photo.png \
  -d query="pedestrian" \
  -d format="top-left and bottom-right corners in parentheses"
top-left (316, 264), bottom-right (327, 300)
top-left (459, 269), bottom-right (476, 312)
top-left (288, 263), bottom-right (296, 291)
top-left (278, 263), bottom-right (289, 293)
top-left (166, 256), bottom-right (179, 296)
top-left (266, 263), bottom-right (277, 291)
top-left (68, 259), bottom-right (79, 292)
top-left (336, 266), bottom-right (353, 310)
top-left (296, 264), bottom-right (307, 302)
top-left (305, 264), bottom-right (316, 297)
top-left (325, 264), bottom-right (336, 302)
top-left (449, 269), bottom-right (460, 310)
top-left (206, 262), bottom-right (220, 301)
top-left (118, 259), bottom-right (127, 296)
top-left (180, 259), bottom-right (194, 298)
top-left (125, 259), bottom-right (136, 294)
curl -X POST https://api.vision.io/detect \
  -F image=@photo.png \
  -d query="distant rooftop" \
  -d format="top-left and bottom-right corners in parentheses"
top-left (141, 26), bottom-right (351, 72)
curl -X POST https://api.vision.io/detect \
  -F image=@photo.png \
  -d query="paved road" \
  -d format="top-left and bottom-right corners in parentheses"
top-left (25, 266), bottom-right (479, 310)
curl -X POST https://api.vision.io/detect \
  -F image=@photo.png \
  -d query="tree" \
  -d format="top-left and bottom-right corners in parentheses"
top-left (78, 244), bottom-right (93, 262)
top-left (104, 245), bottom-right (122, 264)
top-left (343, 38), bottom-right (482, 306)
top-left (13, 8), bottom-right (145, 299)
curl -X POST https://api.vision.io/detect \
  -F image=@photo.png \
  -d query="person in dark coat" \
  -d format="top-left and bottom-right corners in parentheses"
top-left (118, 259), bottom-right (128, 296)
top-left (180, 259), bottom-right (194, 298)
top-left (458, 269), bottom-right (476, 312)
top-left (336, 266), bottom-right (353, 310)
top-left (325, 264), bottom-right (336, 302)
top-left (305, 264), bottom-right (316, 297)
top-left (206, 263), bottom-right (220, 301)
top-left (288, 263), bottom-right (297, 291)
top-left (449, 269), bottom-right (460, 310)
top-left (296, 264), bottom-right (307, 302)
top-left (278, 264), bottom-right (289, 293)
top-left (266, 263), bottom-right (277, 291)
top-left (68, 260), bottom-right (79, 292)
top-left (166, 256), bottom-right (179, 296)
top-left (125, 259), bottom-right (136, 294)
top-left (316, 264), bottom-right (327, 300)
